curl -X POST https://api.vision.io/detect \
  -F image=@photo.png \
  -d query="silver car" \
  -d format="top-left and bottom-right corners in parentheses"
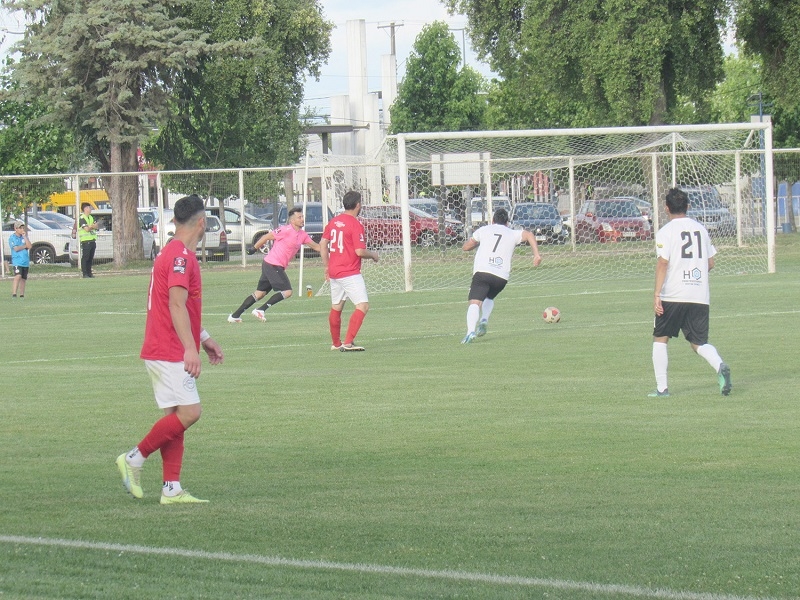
top-left (3, 217), bottom-right (72, 264)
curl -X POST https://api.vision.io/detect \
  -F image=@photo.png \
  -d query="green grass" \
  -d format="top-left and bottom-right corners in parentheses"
top-left (1, 235), bottom-right (799, 599)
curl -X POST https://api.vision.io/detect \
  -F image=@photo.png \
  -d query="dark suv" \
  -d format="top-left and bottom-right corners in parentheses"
top-left (510, 202), bottom-right (567, 244)
top-left (683, 186), bottom-right (736, 236)
top-left (277, 202), bottom-right (334, 256)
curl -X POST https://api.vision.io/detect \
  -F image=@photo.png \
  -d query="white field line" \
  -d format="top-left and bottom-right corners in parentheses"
top-left (0, 535), bottom-right (790, 600)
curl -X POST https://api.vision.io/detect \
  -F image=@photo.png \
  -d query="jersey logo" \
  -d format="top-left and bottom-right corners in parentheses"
top-left (173, 257), bottom-right (186, 274)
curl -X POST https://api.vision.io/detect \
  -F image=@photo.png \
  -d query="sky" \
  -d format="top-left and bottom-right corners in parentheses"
top-left (301, 0), bottom-right (495, 119)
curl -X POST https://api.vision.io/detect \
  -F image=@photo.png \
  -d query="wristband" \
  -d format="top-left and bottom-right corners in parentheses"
top-left (200, 329), bottom-right (210, 342)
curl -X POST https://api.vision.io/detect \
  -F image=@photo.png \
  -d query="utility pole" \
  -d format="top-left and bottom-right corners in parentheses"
top-left (449, 28), bottom-right (467, 66)
top-left (377, 21), bottom-right (403, 56)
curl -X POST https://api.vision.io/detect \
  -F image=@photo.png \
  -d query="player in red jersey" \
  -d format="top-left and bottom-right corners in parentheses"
top-left (320, 191), bottom-right (379, 351)
top-left (116, 195), bottom-right (224, 504)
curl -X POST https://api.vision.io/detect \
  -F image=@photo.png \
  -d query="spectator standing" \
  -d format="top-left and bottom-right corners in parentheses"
top-left (116, 195), bottom-right (224, 504)
top-left (227, 206), bottom-right (321, 323)
top-left (9, 221), bottom-right (31, 298)
top-left (320, 191), bottom-right (379, 351)
top-left (650, 188), bottom-right (731, 397)
top-left (78, 202), bottom-right (98, 278)
top-left (461, 208), bottom-right (541, 343)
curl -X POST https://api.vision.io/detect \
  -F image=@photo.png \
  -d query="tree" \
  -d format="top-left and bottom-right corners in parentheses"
top-left (390, 22), bottom-right (487, 134)
top-left (144, 0), bottom-right (332, 189)
top-left (446, 0), bottom-right (729, 127)
top-left (735, 0), bottom-right (800, 114)
top-left (2, 0), bottom-right (211, 266)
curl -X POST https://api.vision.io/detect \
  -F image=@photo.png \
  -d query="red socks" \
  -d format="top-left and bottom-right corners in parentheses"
top-left (329, 308), bottom-right (342, 347)
top-left (344, 309), bottom-right (366, 345)
top-left (137, 412), bottom-right (187, 483)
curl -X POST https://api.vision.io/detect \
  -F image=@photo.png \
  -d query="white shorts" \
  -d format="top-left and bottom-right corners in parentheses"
top-left (145, 360), bottom-right (200, 409)
top-left (330, 274), bottom-right (369, 306)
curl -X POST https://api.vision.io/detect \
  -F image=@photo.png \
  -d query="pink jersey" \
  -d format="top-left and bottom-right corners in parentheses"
top-left (265, 224), bottom-right (313, 268)
top-left (322, 213), bottom-right (367, 279)
top-left (140, 240), bottom-right (202, 362)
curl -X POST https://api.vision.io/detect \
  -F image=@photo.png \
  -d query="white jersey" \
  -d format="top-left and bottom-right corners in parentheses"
top-left (472, 224), bottom-right (525, 281)
top-left (655, 216), bottom-right (716, 305)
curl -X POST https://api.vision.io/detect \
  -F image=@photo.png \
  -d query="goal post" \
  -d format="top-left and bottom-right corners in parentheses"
top-left (368, 122), bottom-right (774, 293)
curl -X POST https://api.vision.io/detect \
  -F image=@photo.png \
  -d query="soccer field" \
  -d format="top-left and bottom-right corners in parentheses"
top-left (1, 237), bottom-right (799, 599)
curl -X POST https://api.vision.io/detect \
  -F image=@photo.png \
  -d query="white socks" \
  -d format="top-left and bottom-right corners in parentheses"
top-left (652, 342), bottom-right (668, 392)
top-left (696, 344), bottom-right (723, 372)
top-left (466, 304), bottom-right (480, 333)
top-left (126, 447), bottom-right (145, 468)
top-left (163, 481), bottom-right (183, 497)
top-left (481, 298), bottom-right (495, 322)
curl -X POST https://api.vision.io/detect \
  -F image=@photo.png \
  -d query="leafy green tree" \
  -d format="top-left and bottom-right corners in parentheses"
top-left (145, 0), bottom-right (332, 196)
top-left (447, 0), bottom-right (729, 127)
top-left (735, 0), bottom-right (800, 114)
top-left (390, 22), bottom-right (487, 134)
top-left (2, 0), bottom-right (210, 265)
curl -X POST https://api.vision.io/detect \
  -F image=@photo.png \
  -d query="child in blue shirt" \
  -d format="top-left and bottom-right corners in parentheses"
top-left (9, 221), bottom-right (31, 298)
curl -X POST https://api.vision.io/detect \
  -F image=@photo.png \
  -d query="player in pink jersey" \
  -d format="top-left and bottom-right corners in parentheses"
top-left (320, 191), bottom-right (379, 351)
top-left (116, 195), bottom-right (224, 504)
top-left (228, 206), bottom-right (321, 322)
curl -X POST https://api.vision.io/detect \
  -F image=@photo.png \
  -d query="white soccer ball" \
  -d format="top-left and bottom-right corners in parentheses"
top-left (543, 306), bottom-right (561, 323)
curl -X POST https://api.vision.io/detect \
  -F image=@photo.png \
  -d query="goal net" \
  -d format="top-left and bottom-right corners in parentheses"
top-left (343, 123), bottom-right (773, 294)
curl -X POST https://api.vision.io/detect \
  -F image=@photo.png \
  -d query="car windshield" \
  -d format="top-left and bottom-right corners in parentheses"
top-left (687, 191), bottom-right (723, 209)
top-left (595, 201), bottom-right (642, 218)
top-left (514, 204), bottom-right (559, 219)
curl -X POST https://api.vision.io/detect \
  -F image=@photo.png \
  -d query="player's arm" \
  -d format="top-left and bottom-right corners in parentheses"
top-left (520, 230), bottom-right (542, 266)
top-left (462, 238), bottom-right (479, 252)
top-left (251, 230), bottom-right (275, 252)
top-left (200, 333), bottom-right (224, 365)
top-left (653, 257), bottom-right (669, 316)
top-left (708, 256), bottom-right (715, 271)
top-left (169, 285), bottom-right (202, 378)
top-left (320, 237), bottom-right (331, 279)
top-left (355, 248), bottom-right (379, 262)
top-left (305, 239), bottom-right (322, 253)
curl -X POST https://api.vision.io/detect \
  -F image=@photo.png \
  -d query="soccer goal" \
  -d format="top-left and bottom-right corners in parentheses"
top-left (351, 122), bottom-right (774, 294)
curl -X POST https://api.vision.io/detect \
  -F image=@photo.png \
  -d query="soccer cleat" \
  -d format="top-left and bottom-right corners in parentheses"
top-left (475, 319), bottom-right (488, 337)
top-left (227, 314), bottom-right (242, 323)
top-left (159, 490), bottom-right (209, 505)
top-left (461, 332), bottom-right (476, 344)
top-left (340, 344), bottom-right (365, 352)
top-left (718, 363), bottom-right (732, 396)
top-left (115, 453), bottom-right (143, 499)
top-left (331, 345), bottom-right (342, 351)
top-left (647, 389), bottom-right (670, 398)
top-left (252, 309), bottom-right (266, 322)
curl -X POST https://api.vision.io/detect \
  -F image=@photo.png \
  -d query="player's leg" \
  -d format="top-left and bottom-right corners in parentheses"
top-left (255, 266), bottom-right (292, 317)
top-left (329, 279), bottom-right (346, 349)
top-left (685, 305), bottom-right (731, 395)
top-left (230, 267), bottom-right (271, 321)
top-left (464, 273), bottom-right (489, 342)
top-left (342, 275), bottom-right (369, 350)
top-left (650, 302), bottom-right (681, 397)
top-left (477, 297), bottom-right (494, 336)
top-left (11, 268), bottom-right (20, 296)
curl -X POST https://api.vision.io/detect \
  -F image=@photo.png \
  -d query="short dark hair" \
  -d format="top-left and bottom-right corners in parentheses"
top-left (665, 188), bottom-right (689, 215)
top-left (492, 208), bottom-right (509, 225)
top-left (81, 202), bottom-right (92, 210)
top-left (342, 190), bottom-right (362, 211)
top-left (173, 194), bottom-right (205, 225)
top-left (287, 206), bottom-right (303, 218)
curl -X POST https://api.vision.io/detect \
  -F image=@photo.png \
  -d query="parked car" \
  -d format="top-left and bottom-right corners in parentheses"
top-left (408, 198), bottom-right (461, 222)
top-left (574, 199), bottom-right (652, 243)
top-left (26, 210), bottom-right (76, 230)
top-left (509, 202), bottom-right (567, 244)
top-left (207, 206), bottom-right (272, 251)
top-left (358, 204), bottom-right (465, 248)
top-left (161, 214), bottom-right (229, 261)
top-left (470, 196), bottom-right (512, 227)
top-left (683, 186), bottom-right (737, 236)
top-left (2, 217), bottom-right (71, 264)
top-left (69, 209), bottom-right (157, 265)
top-left (612, 196), bottom-right (653, 223)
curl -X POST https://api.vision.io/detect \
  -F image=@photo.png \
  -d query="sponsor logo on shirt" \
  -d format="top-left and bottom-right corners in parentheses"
top-left (173, 257), bottom-right (186, 274)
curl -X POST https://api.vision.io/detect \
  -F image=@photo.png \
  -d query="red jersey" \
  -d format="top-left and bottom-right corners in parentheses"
top-left (322, 213), bottom-right (367, 278)
top-left (140, 240), bottom-right (202, 362)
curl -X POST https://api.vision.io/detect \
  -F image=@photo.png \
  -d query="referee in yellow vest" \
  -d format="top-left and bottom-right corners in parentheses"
top-left (78, 202), bottom-right (98, 278)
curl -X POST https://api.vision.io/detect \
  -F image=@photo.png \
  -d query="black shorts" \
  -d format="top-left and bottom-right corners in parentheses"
top-left (468, 271), bottom-right (507, 302)
top-left (257, 262), bottom-right (291, 294)
top-left (653, 301), bottom-right (709, 345)
top-left (13, 266), bottom-right (29, 280)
